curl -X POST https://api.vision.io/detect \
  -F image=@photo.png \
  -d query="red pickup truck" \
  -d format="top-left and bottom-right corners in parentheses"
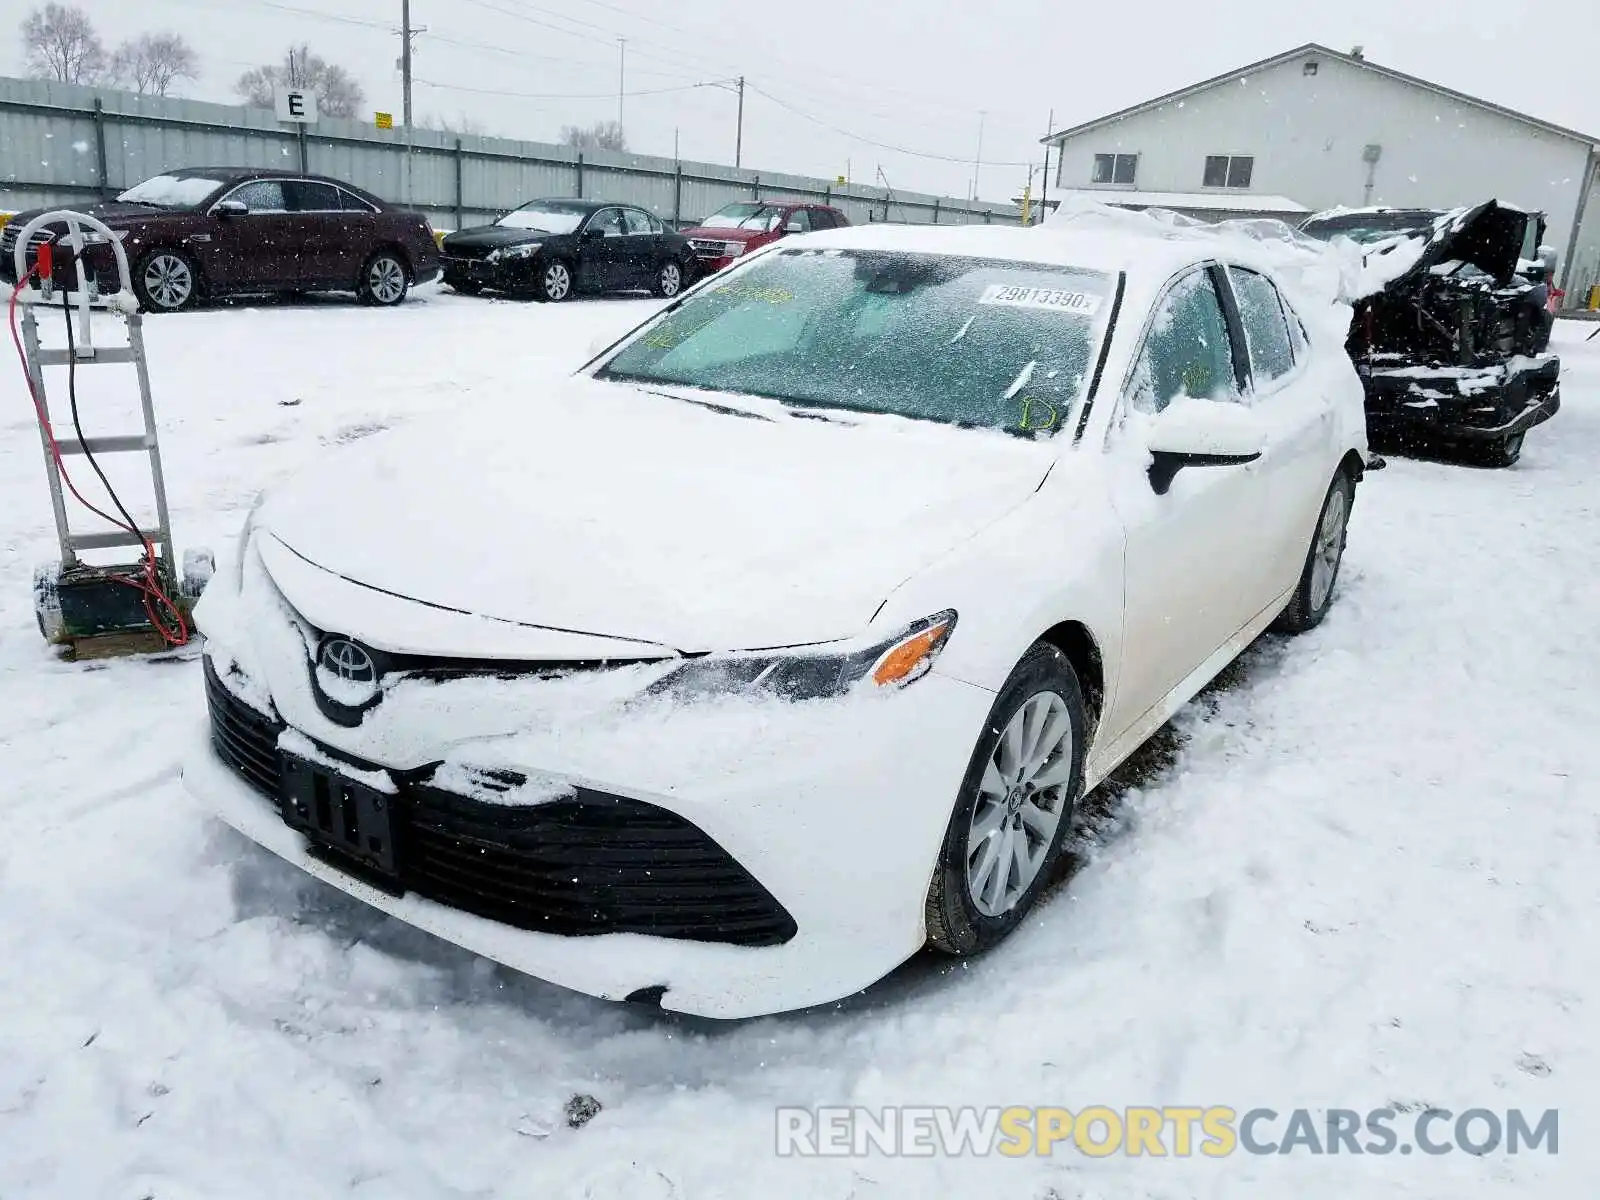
top-left (682, 201), bottom-right (850, 274)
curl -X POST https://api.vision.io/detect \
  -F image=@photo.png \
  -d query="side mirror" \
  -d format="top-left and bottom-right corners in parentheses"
top-left (784, 220), bottom-right (806, 235)
top-left (1144, 398), bottom-right (1265, 495)
top-left (215, 199), bottom-right (248, 217)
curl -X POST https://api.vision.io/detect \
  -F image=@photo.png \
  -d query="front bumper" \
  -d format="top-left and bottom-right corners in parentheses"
top-left (1361, 355), bottom-right (1561, 441)
top-left (440, 254), bottom-right (536, 292)
top-left (184, 654), bottom-right (994, 1018)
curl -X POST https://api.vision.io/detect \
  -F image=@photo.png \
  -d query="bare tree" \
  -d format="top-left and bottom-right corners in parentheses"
top-left (560, 121), bottom-right (627, 152)
top-left (110, 32), bottom-right (197, 96)
top-left (420, 111), bottom-right (487, 137)
top-left (236, 44), bottom-right (364, 119)
top-left (20, 3), bottom-right (105, 84)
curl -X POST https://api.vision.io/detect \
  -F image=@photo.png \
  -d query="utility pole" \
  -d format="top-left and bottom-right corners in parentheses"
top-left (401, 0), bottom-right (414, 133)
top-left (1041, 107), bottom-right (1054, 218)
top-left (618, 38), bottom-right (626, 128)
top-left (735, 75), bottom-right (745, 168)
top-left (971, 110), bottom-right (986, 201)
top-left (398, 1), bottom-right (426, 204)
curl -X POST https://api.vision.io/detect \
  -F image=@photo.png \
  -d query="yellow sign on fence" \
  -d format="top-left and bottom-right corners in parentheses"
top-left (375, 112), bottom-right (394, 130)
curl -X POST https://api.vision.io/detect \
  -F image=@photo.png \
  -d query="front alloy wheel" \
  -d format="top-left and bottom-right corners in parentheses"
top-left (966, 692), bottom-right (1075, 917)
top-left (926, 643), bottom-right (1087, 955)
top-left (136, 250), bottom-right (197, 312)
top-left (538, 261), bottom-right (573, 302)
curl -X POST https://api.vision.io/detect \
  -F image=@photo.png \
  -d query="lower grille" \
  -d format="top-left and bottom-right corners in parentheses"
top-left (406, 783), bottom-right (797, 946)
top-left (204, 655), bottom-right (284, 797)
top-left (201, 659), bottom-right (796, 947)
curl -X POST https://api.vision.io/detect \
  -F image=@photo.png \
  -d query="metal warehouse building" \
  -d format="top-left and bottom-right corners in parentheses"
top-left (1043, 43), bottom-right (1600, 304)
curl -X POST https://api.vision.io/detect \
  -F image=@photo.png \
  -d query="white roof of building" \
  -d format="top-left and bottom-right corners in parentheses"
top-left (1043, 43), bottom-right (1600, 150)
top-left (1054, 189), bottom-right (1310, 215)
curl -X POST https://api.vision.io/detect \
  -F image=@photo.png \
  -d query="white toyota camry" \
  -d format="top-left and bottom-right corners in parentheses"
top-left (185, 215), bottom-right (1369, 1018)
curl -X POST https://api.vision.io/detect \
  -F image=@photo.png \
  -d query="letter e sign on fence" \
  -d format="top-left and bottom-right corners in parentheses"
top-left (275, 90), bottom-right (318, 124)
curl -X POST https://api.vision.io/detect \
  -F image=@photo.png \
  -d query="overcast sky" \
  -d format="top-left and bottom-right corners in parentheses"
top-left (10, 0), bottom-right (1599, 201)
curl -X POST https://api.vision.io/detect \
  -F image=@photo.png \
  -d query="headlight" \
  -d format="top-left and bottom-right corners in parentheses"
top-left (489, 242), bottom-right (542, 263)
top-left (649, 611), bottom-right (957, 702)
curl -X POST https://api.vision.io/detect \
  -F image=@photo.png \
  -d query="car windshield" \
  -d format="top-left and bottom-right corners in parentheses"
top-left (598, 249), bottom-right (1114, 437)
top-left (116, 173), bottom-right (227, 210)
top-left (701, 203), bottom-right (787, 232)
top-left (1301, 211), bottom-right (1444, 245)
top-left (498, 203), bottom-right (587, 234)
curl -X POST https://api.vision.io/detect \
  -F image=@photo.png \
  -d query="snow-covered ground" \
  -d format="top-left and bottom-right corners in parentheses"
top-left (2, 287), bottom-right (1596, 1197)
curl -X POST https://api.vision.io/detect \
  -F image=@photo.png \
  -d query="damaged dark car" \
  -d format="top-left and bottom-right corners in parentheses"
top-left (1301, 201), bottom-right (1560, 467)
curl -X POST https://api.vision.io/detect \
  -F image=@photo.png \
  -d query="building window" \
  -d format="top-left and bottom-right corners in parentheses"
top-left (1203, 154), bottom-right (1254, 189)
top-left (1092, 153), bottom-right (1139, 186)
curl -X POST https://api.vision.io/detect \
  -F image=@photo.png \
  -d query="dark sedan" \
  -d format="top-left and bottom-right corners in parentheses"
top-left (0, 167), bottom-right (440, 312)
top-left (441, 199), bottom-right (696, 301)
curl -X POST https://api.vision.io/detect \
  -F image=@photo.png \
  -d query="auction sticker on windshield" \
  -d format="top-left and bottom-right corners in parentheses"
top-left (979, 284), bottom-right (1102, 316)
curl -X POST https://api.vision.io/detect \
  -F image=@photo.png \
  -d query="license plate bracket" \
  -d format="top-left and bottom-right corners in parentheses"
top-left (280, 755), bottom-right (401, 881)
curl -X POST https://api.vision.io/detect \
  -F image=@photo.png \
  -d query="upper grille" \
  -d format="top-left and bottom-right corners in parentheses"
top-left (442, 243), bottom-right (495, 262)
top-left (205, 655), bottom-right (284, 797)
top-left (201, 659), bottom-right (796, 947)
top-left (690, 238), bottom-right (739, 257)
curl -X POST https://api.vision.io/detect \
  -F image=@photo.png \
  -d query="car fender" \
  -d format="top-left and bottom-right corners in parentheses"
top-left (874, 463), bottom-right (1126, 718)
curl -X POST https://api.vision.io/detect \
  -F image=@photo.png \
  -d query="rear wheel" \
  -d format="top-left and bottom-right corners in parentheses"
top-left (652, 260), bottom-right (684, 299)
top-left (925, 644), bottom-right (1086, 955)
top-left (536, 260), bottom-right (573, 302)
top-left (1274, 471), bottom-right (1353, 634)
top-left (133, 249), bottom-right (199, 312)
top-left (358, 251), bottom-right (409, 306)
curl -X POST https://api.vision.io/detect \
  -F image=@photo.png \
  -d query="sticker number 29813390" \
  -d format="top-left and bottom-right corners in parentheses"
top-left (978, 284), bottom-right (1103, 315)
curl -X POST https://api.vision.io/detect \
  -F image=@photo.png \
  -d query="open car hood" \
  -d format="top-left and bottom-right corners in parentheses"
top-left (1387, 200), bottom-right (1528, 289)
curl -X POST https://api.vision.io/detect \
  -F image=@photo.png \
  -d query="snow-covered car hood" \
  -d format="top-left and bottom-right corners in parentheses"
top-left (254, 378), bottom-right (1055, 654)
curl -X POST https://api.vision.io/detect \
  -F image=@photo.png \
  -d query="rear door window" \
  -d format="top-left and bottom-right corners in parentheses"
top-left (1226, 267), bottom-right (1296, 385)
top-left (1129, 268), bottom-right (1240, 413)
top-left (285, 181), bottom-right (343, 212)
top-left (338, 188), bottom-right (380, 214)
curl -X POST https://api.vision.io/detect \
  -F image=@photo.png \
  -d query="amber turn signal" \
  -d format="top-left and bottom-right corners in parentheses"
top-left (872, 618), bottom-right (954, 687)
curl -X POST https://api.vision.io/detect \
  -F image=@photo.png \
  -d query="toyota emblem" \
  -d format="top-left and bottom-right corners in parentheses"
top-left (316, 636), bottom-right (381, 706)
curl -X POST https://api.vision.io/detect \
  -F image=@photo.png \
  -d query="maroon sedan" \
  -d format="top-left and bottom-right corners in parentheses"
top-left (1, 167), bottom-right (441, 312)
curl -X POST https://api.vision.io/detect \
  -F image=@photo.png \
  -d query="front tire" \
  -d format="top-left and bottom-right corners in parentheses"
top-left (133, 248), bottom-right (199, 312)
top-left (652, 260), bottom-right (684, 298)
top-left (358, 251), bottom-right (410, 306)
top-left (925, 644), bottom-right (1087, 956)
top-left (1274, 470), bottom-right (1354, 634)
top-left (535, 260), bottom-right (574, 303)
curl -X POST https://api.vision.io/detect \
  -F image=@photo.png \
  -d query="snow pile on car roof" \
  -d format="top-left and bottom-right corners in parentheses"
top-left (1044, 195), bottom-right (1365, 342)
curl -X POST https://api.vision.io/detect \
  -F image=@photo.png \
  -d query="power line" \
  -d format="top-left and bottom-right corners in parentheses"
top-left (414, 77), bottom-right (702, 101)
top-left (747, 85), bottom-right (1034, 168)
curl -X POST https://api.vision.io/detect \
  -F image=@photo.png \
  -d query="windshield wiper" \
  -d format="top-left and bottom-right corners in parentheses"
top-left (639, 388), bottom-right (775, 423)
